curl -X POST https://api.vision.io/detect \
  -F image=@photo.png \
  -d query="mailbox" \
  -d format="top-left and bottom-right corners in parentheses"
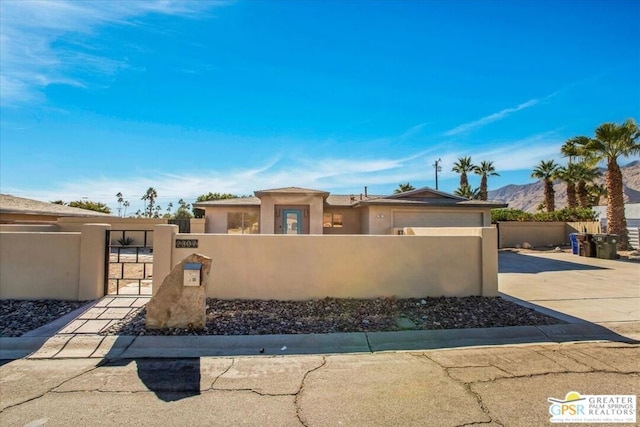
top-left (183, 263), bottom-right (201, 287)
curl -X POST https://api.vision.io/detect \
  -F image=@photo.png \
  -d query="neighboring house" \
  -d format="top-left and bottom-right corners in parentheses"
top-left (194, 186), bottom-right (507, 235)
top-left (592, 203), bottom-right (640, 230)
top-left (0, 194), bottom-right (112, 223)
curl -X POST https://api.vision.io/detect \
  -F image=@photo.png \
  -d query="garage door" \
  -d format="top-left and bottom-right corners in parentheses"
top-left (393, 211), bottom-right (483, 228)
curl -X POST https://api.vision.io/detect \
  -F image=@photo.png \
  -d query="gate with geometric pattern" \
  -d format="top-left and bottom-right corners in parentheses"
top-left (104, 230), bottom-right (153, 295)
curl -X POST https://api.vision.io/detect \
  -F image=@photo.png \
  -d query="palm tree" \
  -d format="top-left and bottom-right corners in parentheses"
top-left (454, 184), bottom-right (479, 199)
top-left (573, 162), bottom-right (602, 208)
top-left (555, 164), bottom-right (578, 208)
top-left (531, 160), bottom-right (560, 212)
top-left (587, 183), bottom-right (607, 207)
top-left (394, 183), bottom-right (415, 193)
top-left (116, 192), bottom-right (124, 217)
top-left (123, 201), bottom-right (130, 217)
top-left (577, 118), bottom-right (640, 249)
top-left (474, 161), bottom-right (499, 201)
top-left (452, 156), bottom-right (475, 189)
top-left (141, 187), bottom-right (158, 218)
top-left (561, 137), bottom-right (585, 164)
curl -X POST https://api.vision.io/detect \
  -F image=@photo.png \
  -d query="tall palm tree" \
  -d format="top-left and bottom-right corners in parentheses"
top-left (587, 183), bottom-right (607, 207)
top-left (531, 160), bottom-right (560, 212)
top-left (454, 184), bottom-right (479, 199)
top-left (577, 118), bottom-right (640, 249)
top-left (573, 162), bottom-right (602, 208)
top-left (561, 138), bottom-right (581, 164)
top-left (116, 192), bottom-right (124, 217)
top-left (142, 187), bottom-right (158, 218)
top-left (452, 156), bottom-right (475, 189)
top-left (555, 164), bottom-right (578, 209)
top-left (474, 161), bottom-right (499, 201)
top-left (394, 183), bottom-right (415, 193)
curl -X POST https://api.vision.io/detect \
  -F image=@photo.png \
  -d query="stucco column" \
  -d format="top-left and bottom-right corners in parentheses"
top-left (78, 223), bottom-right (111, 301)
top-left (481, 227), bottom-right (499, 296)
top-left (153, 224), bottom-right (178, 296)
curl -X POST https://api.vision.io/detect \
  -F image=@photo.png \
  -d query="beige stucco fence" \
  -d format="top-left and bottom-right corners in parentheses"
top-left (154, 225), bottom-right (498, 299)
top-left (496, 221), bottom-right (601, 249)
top-left (0, 224), bottom-right (110, 300)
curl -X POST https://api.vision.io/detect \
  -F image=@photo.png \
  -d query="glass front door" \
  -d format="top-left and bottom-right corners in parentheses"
top-left (282, 209), bottom-right (302, 234)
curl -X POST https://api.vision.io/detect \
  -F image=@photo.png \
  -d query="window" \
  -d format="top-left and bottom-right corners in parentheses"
top-left (323, 212), bottom-right (343, 228)
top-left (227, 212), bottom-right (259, 234)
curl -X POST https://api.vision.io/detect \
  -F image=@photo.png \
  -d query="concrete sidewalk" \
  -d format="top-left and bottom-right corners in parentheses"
top-left (499, 250), bottom-right (640, 340)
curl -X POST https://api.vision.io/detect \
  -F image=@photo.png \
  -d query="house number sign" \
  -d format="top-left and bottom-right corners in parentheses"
top-left (175, 239), bottom-right (198, 248)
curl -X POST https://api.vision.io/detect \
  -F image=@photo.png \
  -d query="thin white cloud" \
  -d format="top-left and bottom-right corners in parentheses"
top-left (0, 0), bottom-right (225, 106)
top-left (4, 135), bottom-right (565, 213)
top-left (443, 96), bottom-right (553, 137)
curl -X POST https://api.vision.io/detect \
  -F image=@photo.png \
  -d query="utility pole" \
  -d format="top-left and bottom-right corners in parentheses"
top-left (433, 158), bottom-right (442, 190)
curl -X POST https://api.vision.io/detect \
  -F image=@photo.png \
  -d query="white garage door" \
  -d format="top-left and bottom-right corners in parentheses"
top-left (393, 211), bottom-right (483, 228)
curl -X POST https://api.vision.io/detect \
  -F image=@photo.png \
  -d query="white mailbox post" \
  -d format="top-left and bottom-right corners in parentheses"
top-left (183, 262), bottom-right (201, 287)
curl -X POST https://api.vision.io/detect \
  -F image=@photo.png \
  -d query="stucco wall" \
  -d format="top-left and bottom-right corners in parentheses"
top-left (497, 221), bottom-right (601, 249)
top-left (154, 225), bottom-right (498, 300)
top-left (204, 207), bottom-right (260, 233)
top-left (0, 224), bottom-right (59, 232)
top-left (258, 194), bottom-right (325, 234)
top-left (363, 206), bottom-right (491, 234)
top-left (322, 207), bottom-right (361, 234)
top-left (497, 222), bottom-right (565, 248)
top-left (0, 224), bottom-right (110, 300)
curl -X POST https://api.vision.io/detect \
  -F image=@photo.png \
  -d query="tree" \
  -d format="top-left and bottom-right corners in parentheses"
top-left (577, 118), bottom-right (640, 249)
top-left (573, 162), bottom-right (602, 208)
top-left (174, 199), bottom-right (193, 219)
top-left (587, 183), bottom-right (607, 207)
top-left (193, 192), bottom-right (238, 218)
top-left (51, 200), bottom-right (66, 205)
top-left (141, 187), bottom-right (158, 218)
top-left (474, 161), bottom-right (499, 201)
top-left (452, 156), bottom-right (475, 189)
top-left (555, 164), bottom-right (578, 208)
top-left (116, 192), bottom-right (124, 217)
top-left (561, 138), bottom-right (582, 164)
top-left (123, 201), bottom-right (130, 217)
top-left (68, 200), bottom-right (111, 214)
top-left (393, 183), bottom-right (415, 194)
top-left (454, 184), bottom-right (479, 199)
top-left (531, 160), bottom-right (560, 213)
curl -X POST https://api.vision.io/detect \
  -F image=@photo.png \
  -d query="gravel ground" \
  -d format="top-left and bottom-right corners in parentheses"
top-left (0, 300), bottom-right (87, 337)
top-left (100, 296), bottom-right (564, 336)
top-left (1, 297), bottom-right (565, 338)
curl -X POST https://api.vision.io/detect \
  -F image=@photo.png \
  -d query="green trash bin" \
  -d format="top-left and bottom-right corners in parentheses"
top-left (594, 234), bottom-right (618, 259)
top-left (576, 234), bottom-right (596, 257)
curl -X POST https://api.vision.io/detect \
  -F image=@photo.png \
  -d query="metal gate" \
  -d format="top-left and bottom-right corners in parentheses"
top-left (169, 218), bottom-right (191, 233)
top-left (105, 230), bottom-right (153, 295)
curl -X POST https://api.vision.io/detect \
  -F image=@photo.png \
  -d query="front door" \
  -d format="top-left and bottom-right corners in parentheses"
top-left (282, 209), bottom-right (302, 234)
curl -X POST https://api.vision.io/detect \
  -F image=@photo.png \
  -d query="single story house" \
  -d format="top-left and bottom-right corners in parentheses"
top-left (0, 194), bottom-right (112, 224)
top-left (194, 186), bottom-right (507, 235)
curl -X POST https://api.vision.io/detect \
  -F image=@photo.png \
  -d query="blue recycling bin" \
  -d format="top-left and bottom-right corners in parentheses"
top-left (569, 233), bottom-right (579, 255)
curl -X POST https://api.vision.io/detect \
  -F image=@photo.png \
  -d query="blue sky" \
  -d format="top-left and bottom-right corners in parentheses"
top-left (1, 0), bottom-right (639, 215)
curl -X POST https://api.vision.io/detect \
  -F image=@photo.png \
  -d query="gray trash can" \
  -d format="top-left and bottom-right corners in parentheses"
top-left (577, 234), bottom-right (596, 257)
top-left (594, 234), bottom-right (618, 259)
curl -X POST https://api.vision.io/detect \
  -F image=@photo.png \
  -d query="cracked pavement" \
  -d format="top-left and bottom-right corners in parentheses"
top-left (1, 341), bottom-right (637, 426)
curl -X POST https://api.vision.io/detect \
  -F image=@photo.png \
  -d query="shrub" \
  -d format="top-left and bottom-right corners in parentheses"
top-left (492, 208), bottom-right (598, 223)
top-left (117, 236), bottom-right (135, 246)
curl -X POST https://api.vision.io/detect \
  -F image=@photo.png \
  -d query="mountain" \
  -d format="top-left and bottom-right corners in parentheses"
top-left (488, 161), bottom-right (640, 212)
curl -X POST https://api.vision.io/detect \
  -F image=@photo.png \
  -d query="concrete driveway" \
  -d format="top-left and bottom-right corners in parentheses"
top-left (499, 250), bottom-right (640, 339)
